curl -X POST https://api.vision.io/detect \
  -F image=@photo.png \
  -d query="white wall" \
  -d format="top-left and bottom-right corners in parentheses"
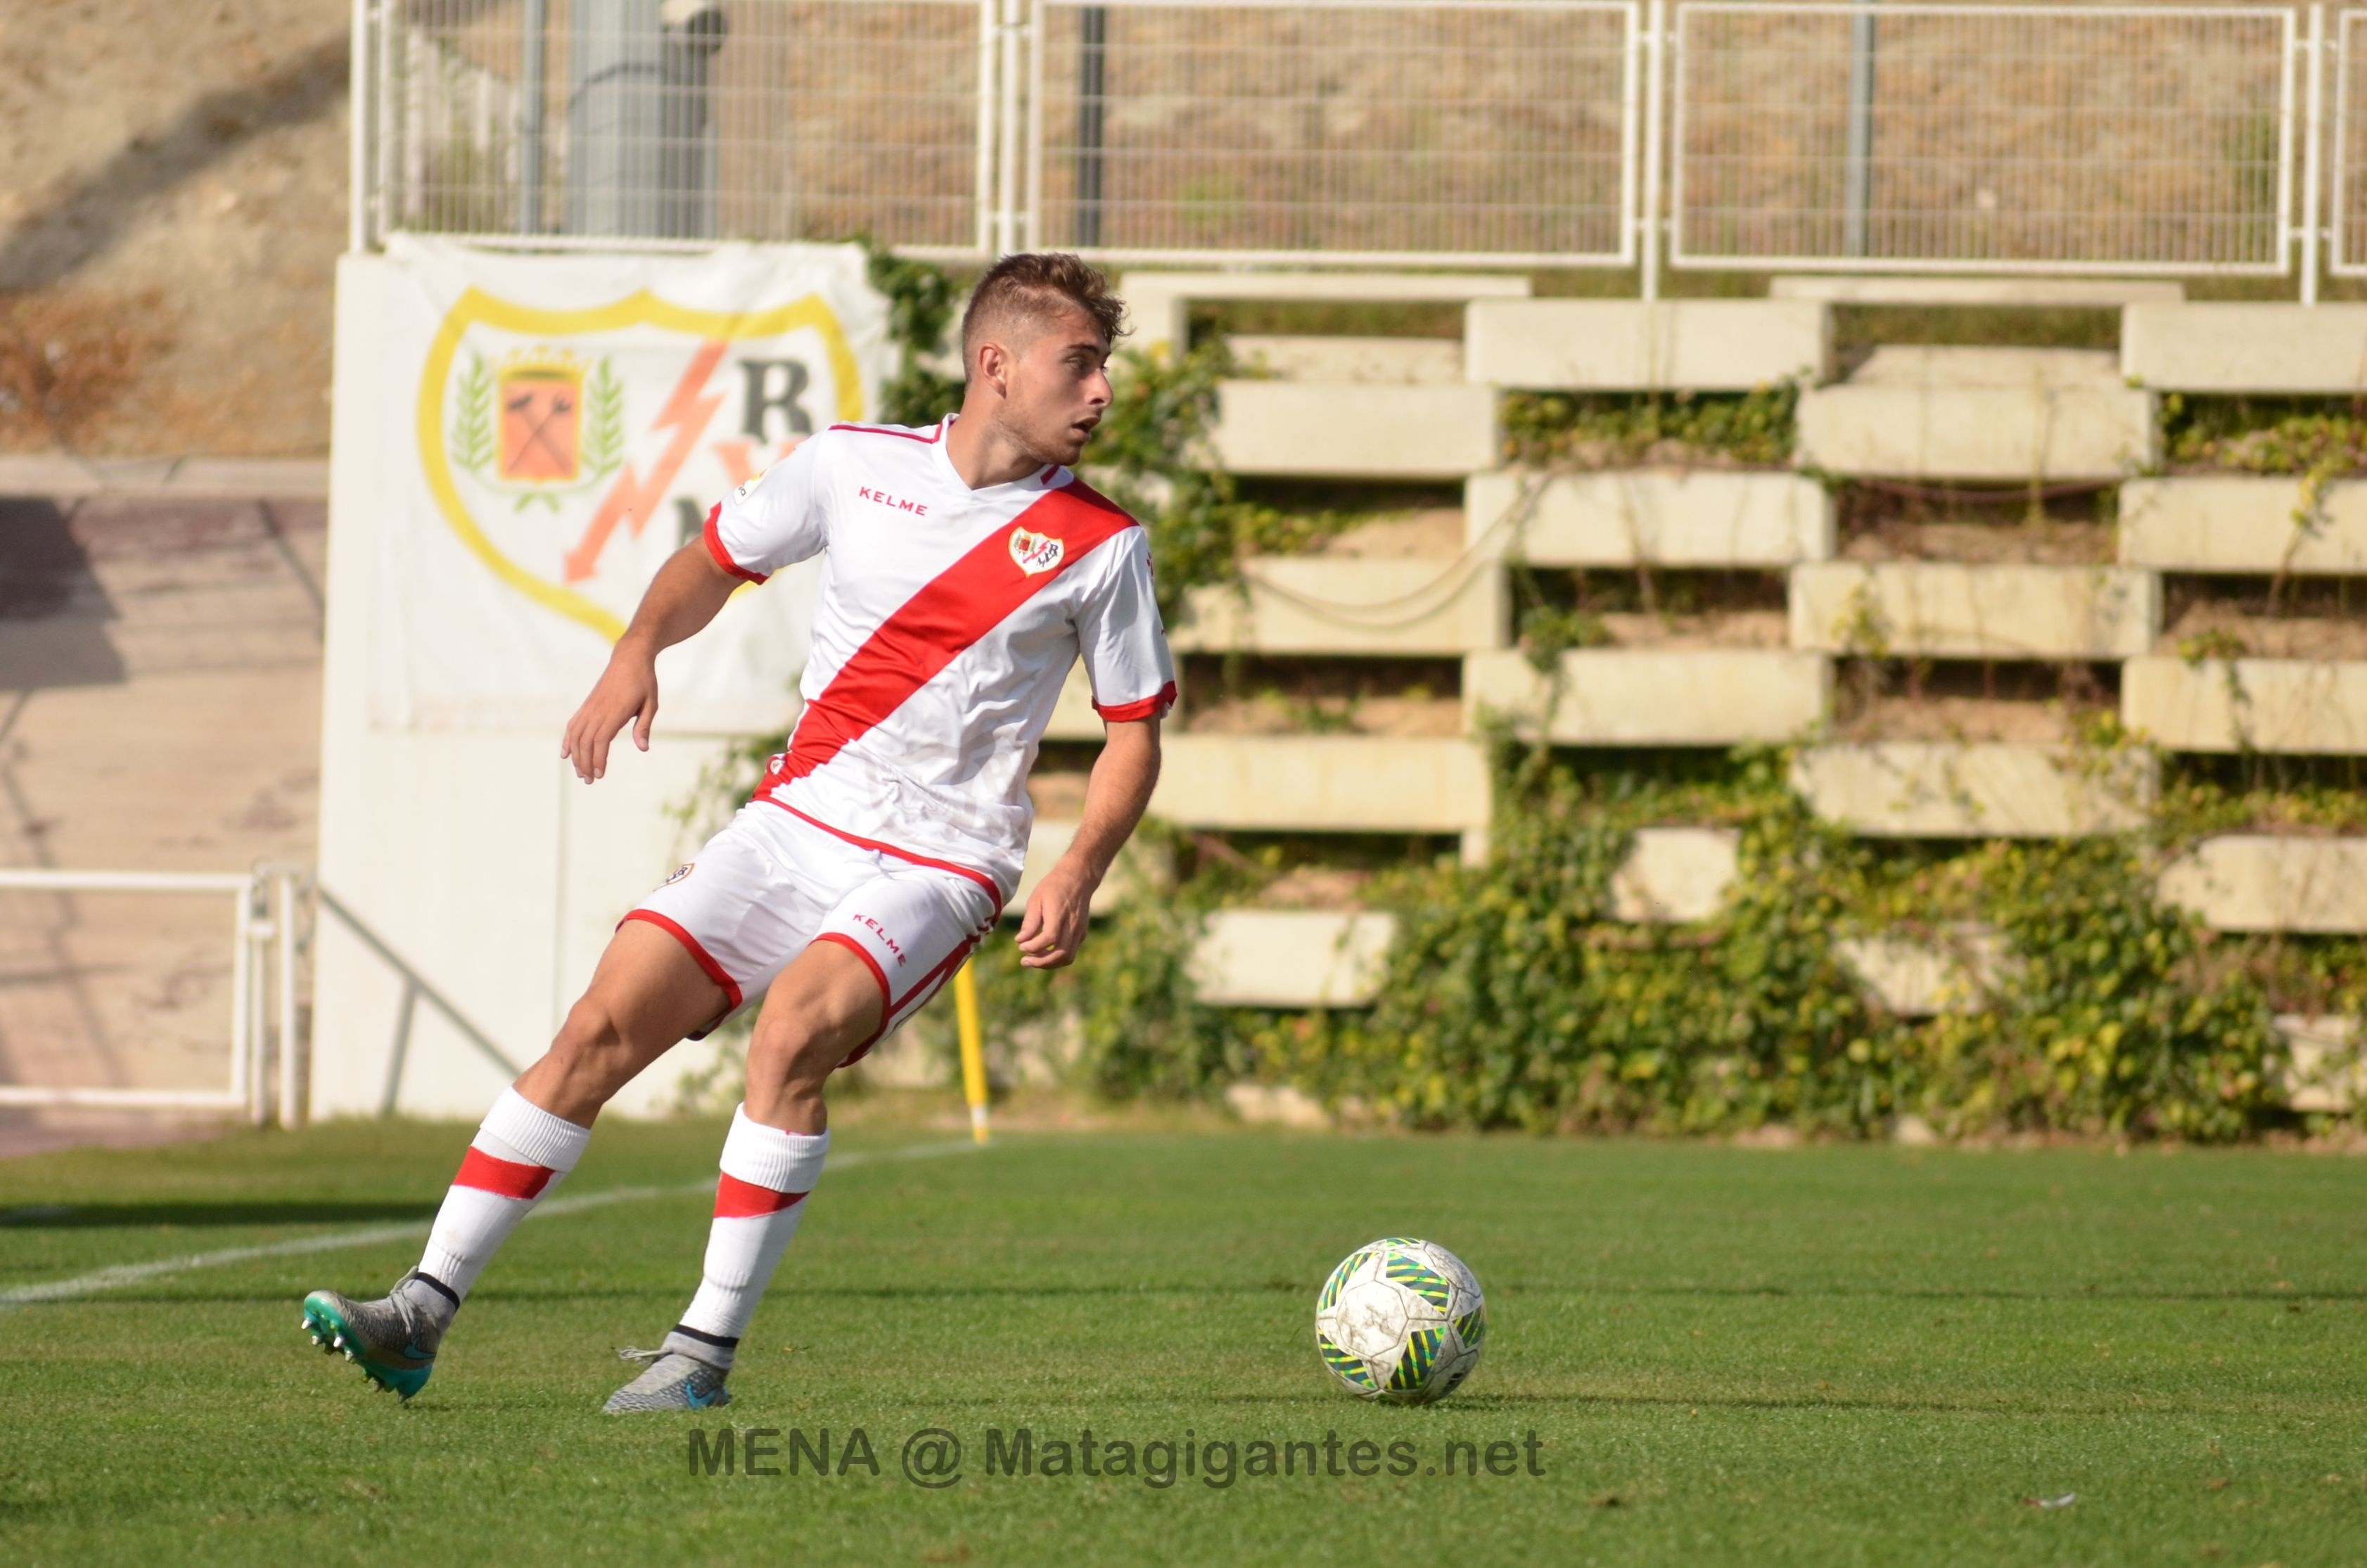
top-left (313, 255), bottom-right (793, 1119)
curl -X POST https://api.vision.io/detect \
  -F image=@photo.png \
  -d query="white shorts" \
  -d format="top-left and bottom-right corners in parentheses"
top-left (624, 801), bottom-right (1002, 1063)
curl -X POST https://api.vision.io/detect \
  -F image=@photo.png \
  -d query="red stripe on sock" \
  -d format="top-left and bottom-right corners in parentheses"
top-left (454, 1147), bottom-right (554, 1200)
top-left (715, 1171), bottom-right (809, 1218)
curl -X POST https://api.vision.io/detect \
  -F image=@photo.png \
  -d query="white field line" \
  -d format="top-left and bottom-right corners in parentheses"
top-left (0, 1137), bottom-right (982, 1309)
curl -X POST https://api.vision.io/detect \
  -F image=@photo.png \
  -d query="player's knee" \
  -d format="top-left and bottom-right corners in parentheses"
top-left (745, 1014), bottom-right (843, 1090)
top-left (549, 995), bottom-right (636, 1083)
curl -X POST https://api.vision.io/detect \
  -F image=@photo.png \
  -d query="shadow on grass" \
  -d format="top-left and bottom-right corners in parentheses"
top-left (4, 1202), bottom-right (438, 1229)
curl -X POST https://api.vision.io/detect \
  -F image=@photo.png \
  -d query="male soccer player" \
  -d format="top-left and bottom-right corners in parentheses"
top-left (299, 253), bottom-right (1173, 1412)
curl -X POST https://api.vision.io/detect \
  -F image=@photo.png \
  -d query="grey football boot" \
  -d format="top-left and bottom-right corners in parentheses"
top-left (299, 1271), bottom-right (456, 1401)
top-left (603, 1327), bottom-right (736, 1413)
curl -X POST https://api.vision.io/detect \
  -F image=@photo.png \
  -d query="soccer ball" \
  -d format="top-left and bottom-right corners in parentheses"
top-left (1313, 1237), bottom-right (1485, 1404)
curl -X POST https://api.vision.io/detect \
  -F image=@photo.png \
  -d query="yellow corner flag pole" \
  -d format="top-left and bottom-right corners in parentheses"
top-left (953, 959), bottom-right (989, 1144)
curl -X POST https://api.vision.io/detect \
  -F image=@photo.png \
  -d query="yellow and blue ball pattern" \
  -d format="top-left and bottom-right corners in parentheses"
top-left (1312, 1237), bottom-right (1485, 1405)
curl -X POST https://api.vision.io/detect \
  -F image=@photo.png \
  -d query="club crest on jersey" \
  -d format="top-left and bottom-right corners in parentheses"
top-left (1009, 528), bottom-right (1064, 576)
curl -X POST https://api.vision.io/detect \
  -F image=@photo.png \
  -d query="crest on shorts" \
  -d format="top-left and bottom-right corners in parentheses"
top-left (1009, 527), bottom-right (1064, 575)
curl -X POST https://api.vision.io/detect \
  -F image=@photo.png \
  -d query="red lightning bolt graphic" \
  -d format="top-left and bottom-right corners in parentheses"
top-left (561, 339), bottom-right (729, 585)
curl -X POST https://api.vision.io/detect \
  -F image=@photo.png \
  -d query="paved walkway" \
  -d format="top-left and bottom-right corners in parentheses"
top-left (0, 483), bottom-right (324, 1149)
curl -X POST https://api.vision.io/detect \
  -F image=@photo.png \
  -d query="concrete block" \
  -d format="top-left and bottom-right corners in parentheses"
top-left (1467, 469), bottom-right (1832, 565)
top-left (1789, 563), bottom-right (2159, 660)
top-left (1838, 929), bottom-right (2011, 1016)
top-left (2123, 658), bottom-right (2367, 754)
top-left (0, 454), bottom-right (329, 500)
top-left (1224, 1083), bottom-right (1336, 1126)
top-left (1795, 347), bottom-right (2157, 480)
top-left (2159, 836), bottom-right (2367, 933)
top-left (1015, 819), bottom-right (1163, 914)
top-left (1465, 649), bottom-right (1828, 745)
top-left (1772, 275), bottom-right (2183, 307)
top-left (1232, 335), bottom-right (1462, 385)
top-left (1041, 662), bottom-right (1186, 742)
top-left (1608, 827), bottom-right (1740, 923)
top-left (1214, 381), bottom-right (1500, 478)
top-left (1465, 299), bottom-right (1829, 391)
top-left (1042, 663), bottom-right (1104, 741)
top-left (1172, 556), bottom-right (1506, 656)
top-left (2124, 302), bottom-right (2367, 394)
top-left (1792, 742), bottom-right (2157, 837)
top-left (2119, 476), bottom-right (2367, 575)
top-left (2276, 1015), bottom-right (2364, 1113)
top-left (1189, 910), bottom-right (1395, 1007)
top-left (1118, 269), bottom-right (1530, 357)
top-left (1154, 735), bottom-right (1492, 841)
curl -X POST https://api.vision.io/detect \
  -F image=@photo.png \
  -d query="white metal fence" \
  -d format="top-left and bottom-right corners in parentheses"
top-left (355, 1), bottom-right (2367, 291)
top-left (360, 0), bottom-right (997, 255)
top-left (1026, 0), bottom-right (1640, 266)
top-left (1672, 4), bottom-right (2297, 274)
top-left (0, 867), bottom-right (307, 1128)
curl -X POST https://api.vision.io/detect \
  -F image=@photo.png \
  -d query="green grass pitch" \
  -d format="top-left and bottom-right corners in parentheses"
top-left (1, 1111), bottom-right (2362, 1565)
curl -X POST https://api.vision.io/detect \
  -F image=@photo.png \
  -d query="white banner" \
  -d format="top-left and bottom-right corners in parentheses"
top-left (369, 236), bottom-right (895, 734)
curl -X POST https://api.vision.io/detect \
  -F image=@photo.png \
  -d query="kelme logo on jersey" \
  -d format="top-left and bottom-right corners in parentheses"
top-left (1009, 528), bottom-right (1064, 576)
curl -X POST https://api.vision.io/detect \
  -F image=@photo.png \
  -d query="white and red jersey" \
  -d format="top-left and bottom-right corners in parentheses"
top-left (701, 413), bottom-right (1175, 906)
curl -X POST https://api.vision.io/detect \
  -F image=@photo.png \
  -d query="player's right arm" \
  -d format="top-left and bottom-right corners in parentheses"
top-left (560, 542), bottom-right (740, 782)
top-left (561, 437), bottom-right (836, 782)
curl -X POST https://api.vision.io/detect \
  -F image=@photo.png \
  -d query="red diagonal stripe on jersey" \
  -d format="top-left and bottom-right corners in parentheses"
top-left (779, 482), bottom-right (1137, 782)
top-left (714, 1172), bottom-right (810, 1218)
top-left (453, 1147), bottom-right (555, 1200)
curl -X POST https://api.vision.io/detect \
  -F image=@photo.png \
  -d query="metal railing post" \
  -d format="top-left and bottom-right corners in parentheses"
top-left (348, 0), bottom-right (371, 250)
top-left (975, 0), bottom-right (1000, 255)
top-left (1640, 0), bottom-right (1667, 300)
top-left (1844, 0), bottom-right (1878, 260)
top-left (276, 870), bottom-right (305, 1129)
top-left (995, 0), bottom-right (1026, 255)
top-left (230, 874), bottom-right (260, 1126)
top-left (2306, 3), bottom-right (2327, 305)
top-left (520, 0), bottom-right (547, 236)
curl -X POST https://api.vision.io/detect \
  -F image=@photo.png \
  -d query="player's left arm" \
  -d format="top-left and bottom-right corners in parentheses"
top-left (1016, 715), bottom-right (1160, 970)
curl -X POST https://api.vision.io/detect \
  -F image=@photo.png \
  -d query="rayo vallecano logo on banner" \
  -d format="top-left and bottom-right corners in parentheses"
top-left (375, 237), bottom-right (893, 733)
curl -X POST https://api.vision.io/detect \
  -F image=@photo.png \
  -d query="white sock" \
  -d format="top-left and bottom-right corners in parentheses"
top-left (414, 1087), bottom-right (592, 1303)
top-left (675, 1106), bottom-right (829, 1359)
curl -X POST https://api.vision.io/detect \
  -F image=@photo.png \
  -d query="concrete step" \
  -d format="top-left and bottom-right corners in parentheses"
top-left (1213, 381), bottom-right (1500, 479)
top-left (2124, 303), bottom-right (2367, 394)
top-left (1772, 275), bottom-right (2183, 307)
top-left (1465, 649), bottom-right (1828, 746)
top-left (1231, 336), bottom-right (1462, 385)
top-left (1042, 662), bottom-right (1188, 741)
top-left (1465, 299), bottom-right (1829, 391)
top-left (1608, 827), bottom-right (1740, 922)
top-left (2119, 476), bottom-right (2367, 574)
top-left (1837, 929), bottom-right (2011, 1016)
top-left (1170, 556), bottom-right (1505, 656)
top-left (2277, 1016), bottom-right (2363, 1113)
top-left (1118, 269), bottom-right (1531, 357)
top-left (1014, 820), bottom-right (1165, 913)
top-left (1789, 563), bottom-right (2158, 660)
top-left (1792, 742), bottom-right (2156, 836)
top-left (1153, 735), bottom-right (1492, 852)
top-left (1188, 910), bottom-right (1395, 1007)
top-left (2159, 836), bottom-right (2367, 933)
top-left (2123, 658), bottom-right (2367, 754)
top-left (0, 454), bottom-right (329, 499)
top-left (1794, 347), bottom-right (2156, 481)
top-left (1466, 469), bottom-right (1832, 566)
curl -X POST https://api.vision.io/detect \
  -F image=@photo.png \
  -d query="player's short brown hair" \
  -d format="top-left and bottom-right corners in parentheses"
top-left (959, 252), bottom-right (1128, 374)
